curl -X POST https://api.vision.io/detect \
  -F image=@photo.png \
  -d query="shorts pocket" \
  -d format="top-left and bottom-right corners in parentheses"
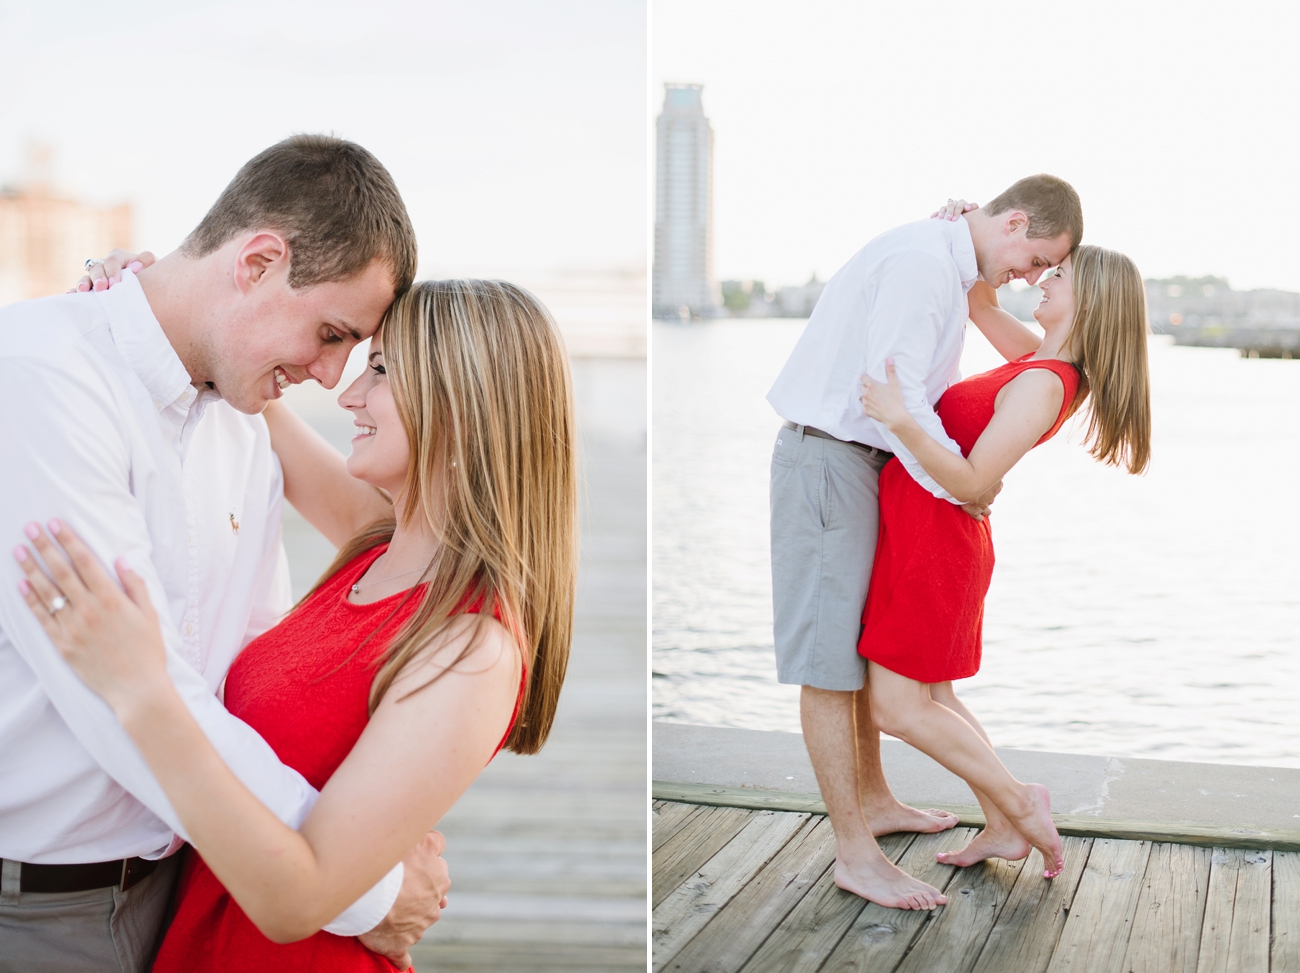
top-left (771, 429), bottom-right (797, 468)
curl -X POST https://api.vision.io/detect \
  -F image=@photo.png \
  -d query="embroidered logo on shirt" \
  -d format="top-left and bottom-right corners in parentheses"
top-left (229, 513), bottom-right (240, 535)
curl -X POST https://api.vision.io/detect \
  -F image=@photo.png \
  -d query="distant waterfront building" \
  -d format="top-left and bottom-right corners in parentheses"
top-left (1146, 275), bottom-right (1300, 358)
top-left (776, 274), bottom-right (824, 319)
top-left (719, 274), bottom-right (824, 319)
top-left (653, 83), bottom-right (715, 319)
top-left (0, 145), bottom-right (133, 305)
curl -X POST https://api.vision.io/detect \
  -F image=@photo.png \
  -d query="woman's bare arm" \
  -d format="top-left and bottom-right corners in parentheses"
top-left (15, 527), bottom-right (521, 945)
top-left (262, 400), bottom-right (393, 547)
top-left (119, 617), bottom-right (519, 942)
top-left (860, 362), bottom-right (1063, 503)
top-left (967, 280), bottom-right (1043, 362)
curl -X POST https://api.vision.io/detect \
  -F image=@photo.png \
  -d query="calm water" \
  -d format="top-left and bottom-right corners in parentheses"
top-left (653, 320), bottom-right (1300, 767)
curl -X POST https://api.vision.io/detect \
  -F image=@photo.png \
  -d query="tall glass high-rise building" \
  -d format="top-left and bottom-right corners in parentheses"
top-left (653, 83), bottom-right (715, 318)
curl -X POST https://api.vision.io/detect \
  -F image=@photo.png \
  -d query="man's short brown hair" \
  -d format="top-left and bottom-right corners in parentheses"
top-left (985, 174), bottom-right (1084, 251)
top-left (183, 134), bottom-right (417, 293)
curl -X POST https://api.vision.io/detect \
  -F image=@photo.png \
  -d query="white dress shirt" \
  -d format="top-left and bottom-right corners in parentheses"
top-left (767, 216), bottom-right (981, 501)
top-left (0, 272), bottom-right (399, 935)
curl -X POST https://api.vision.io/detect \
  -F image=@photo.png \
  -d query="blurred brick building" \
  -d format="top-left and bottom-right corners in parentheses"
top-left (0, 145), bottom-right (132, 304)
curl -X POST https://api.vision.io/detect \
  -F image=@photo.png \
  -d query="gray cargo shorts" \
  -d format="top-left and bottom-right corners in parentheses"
top-left (770, 423), bottom-right (892, 691)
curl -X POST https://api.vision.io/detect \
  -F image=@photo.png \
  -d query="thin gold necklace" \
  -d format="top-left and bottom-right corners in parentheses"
top-left (351, 558), bottom-right (425, 595)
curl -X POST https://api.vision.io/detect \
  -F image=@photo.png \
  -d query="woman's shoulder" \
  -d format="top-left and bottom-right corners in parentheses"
top-left (1001, 360), bottom-right (1071, 405)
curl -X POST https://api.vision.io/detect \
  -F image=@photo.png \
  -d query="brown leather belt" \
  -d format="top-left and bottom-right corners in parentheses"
top-left (782, 420), bottom-right (894, 459)
top-left (5, 856), bottom-right (160, 893)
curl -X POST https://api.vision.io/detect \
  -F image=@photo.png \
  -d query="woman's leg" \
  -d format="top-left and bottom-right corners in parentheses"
top-left (927, 682), bottom-right (1032, 866)
top-left (853, 686), bottom-right (959, 836)
top-left (867, 661), bottom-right (1062, 877)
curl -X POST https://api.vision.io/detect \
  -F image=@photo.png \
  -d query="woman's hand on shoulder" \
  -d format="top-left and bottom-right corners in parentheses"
top-left (930, 198), bottom-right (979, 221)
top-left (70, 249), bottom-right (157, 293)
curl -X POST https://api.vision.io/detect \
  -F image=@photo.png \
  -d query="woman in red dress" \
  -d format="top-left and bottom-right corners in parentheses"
top-left (15, 279), bottom-right (577, 971)
top-left (857, 241), bottom-right (1151, 879)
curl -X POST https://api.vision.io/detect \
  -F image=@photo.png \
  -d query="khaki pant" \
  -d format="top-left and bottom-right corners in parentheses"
top-left (770, 424), bottom-right (892, 691)
top-left (0, 855), bottom-right (179, 973)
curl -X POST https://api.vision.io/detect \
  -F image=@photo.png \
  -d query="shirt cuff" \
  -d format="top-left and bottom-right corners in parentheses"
top-left (322, 862), bottom-right (404, 936)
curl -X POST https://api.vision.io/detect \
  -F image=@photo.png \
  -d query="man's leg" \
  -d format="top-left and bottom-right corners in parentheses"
top-left (770, 428), bottom-right (946, 907)
top-left (800, 686), bottom-right (945, 907)
top-left (854, 685), bottom-right (958, 835)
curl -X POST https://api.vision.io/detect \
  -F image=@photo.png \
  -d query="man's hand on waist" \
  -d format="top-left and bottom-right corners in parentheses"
top-left (960, 479), bottom-right (1003, 522)
top-left (357, 831), bottom-right (451, 969)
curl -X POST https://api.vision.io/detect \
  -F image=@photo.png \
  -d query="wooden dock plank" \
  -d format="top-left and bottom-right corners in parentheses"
top-left (651, 781), bottom-right (1300, 853)
top-left (1120, 842), bottom-right (1211, 973)
top-left (1047, 837), bottom-right (1151, 973)
top-left (654, 805), bottom-right (755, 907)
top-left (739, 830), bottom-right (916, 973)
top-left (660, 815), bottom-right (836, 973)
top-left (1271, 850), bottom-right (1300, 973)
top-left (816, 827), bottom-right (976, 973)
top-left (1196, 848), bottom-right (1271, 973)
top-left (893, 852), bottom-right (1027, 973)
top-left (970, 835), bottom-right (1093, 973)
top-left (652, 810), bottom-right (810, 970)
top-left (654, 801), bottom-right (705, 852)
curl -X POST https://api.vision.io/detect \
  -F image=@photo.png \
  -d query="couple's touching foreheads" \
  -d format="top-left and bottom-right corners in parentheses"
top-left (768, 174), bottom-right (1151, 908)
top-left (0, 135), bottom-right (577, 971)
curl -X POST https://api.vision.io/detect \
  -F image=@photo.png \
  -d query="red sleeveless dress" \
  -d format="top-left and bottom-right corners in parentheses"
top-left (857, 356), bottom-right (1081, 683)
top-left (153, 544), bottom-right (522, 973)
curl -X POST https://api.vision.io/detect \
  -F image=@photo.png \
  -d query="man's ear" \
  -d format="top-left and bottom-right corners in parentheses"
top-left (1002, 210), bottom-right (1029, 236)
top-left (232, 232), bottom-right (290, 295)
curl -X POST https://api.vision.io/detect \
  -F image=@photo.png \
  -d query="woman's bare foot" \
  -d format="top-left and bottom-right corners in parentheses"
top-left (833, 853), bottom-right (949, 910)
top-left (935, 825), bottom-right (1031, 867)
top-left (863, 799), bottom-right (960, 837)
top-left (1006, 783), bottom-right (1063, 878)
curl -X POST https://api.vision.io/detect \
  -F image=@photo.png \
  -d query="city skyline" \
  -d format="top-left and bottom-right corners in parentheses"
top-left (652, 0), bottom-right (1300, 293)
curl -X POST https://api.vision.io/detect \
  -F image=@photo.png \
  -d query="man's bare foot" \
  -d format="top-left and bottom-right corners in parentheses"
top-left (863, 799), bottom-right (959, 837)
top-left (833, 855), bottom-right (949, 910)
top-left (1006, 783), bottom-right (1063, 878)
top-left (935, 825), bottom-right (1031, 867)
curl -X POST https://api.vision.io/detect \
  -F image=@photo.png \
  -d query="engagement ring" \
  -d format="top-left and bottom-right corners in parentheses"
top-left (48, 595), bottom-right (68, 615)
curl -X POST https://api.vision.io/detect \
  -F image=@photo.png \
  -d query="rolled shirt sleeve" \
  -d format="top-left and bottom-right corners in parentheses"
top-left (853, 251), bottom-right (965, 503)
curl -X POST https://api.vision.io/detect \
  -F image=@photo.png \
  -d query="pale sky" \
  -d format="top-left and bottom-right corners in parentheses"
top-left (0, 0), bottom-right (646, 278)
top-left (652, 0), bottom-right (1300, 292)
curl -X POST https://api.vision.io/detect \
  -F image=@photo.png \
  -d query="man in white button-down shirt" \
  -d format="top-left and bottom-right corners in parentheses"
top-left (766, 175), bottom-right (1083, 907)
top-left (0, 136), bottom-right (446, 971)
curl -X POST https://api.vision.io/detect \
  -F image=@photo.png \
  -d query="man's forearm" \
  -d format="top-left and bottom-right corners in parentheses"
top-left (891, 417), bottom-right (986, 503)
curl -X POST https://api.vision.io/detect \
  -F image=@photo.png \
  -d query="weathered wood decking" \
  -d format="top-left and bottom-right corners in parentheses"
top-left (653, 800), bottom-right (1300, 973)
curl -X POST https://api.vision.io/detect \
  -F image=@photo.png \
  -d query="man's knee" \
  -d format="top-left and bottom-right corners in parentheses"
top-left (802, 684), bottom-right (856, 705)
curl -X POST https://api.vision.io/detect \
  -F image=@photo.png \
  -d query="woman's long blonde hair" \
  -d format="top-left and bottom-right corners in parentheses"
top-left (1064, 245), bottom-right (1152, 475)
top-left (308, 279), bottom-right (577, 755)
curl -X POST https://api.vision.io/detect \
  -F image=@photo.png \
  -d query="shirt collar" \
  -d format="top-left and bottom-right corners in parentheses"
top-left (951, 217), bottom-right (980, 292)
top-left (95, 270), bottom-right (196, 413)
